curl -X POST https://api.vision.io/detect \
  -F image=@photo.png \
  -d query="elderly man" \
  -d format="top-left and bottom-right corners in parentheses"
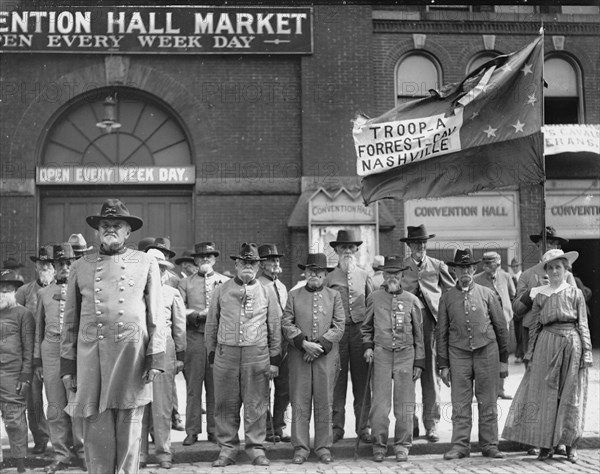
top-left (33, 244), bottom-right (85, 474)
top-left (437, 249), bottom-right (509, 460)
top-left (257, 243), bottom-right (290, 443)
top-left (67, 234), bottom-right (92, 260)
top-left (362, 256), bottom-right (425, 463)
top-left (146, 237), bottom-right (180, 288)
top-left (15, 247), bottom-right (53, 455)
top-left (140, 248), bottom-right (187, 470)
top-left (474, 251), bottom-right (516, 399)
top-left (325, 229), bottom-right (374, 443)
top-left (205, 243), bottom-right (281, 467)
top-left (175, 251), bottom-right (198, 278)
top-left (1, 269), bottom-right (35, 473)
top-left (60, 198), bottom-right (166, 474)
top-left (178, 241), bottom-right (228, 445)
top-left (400, 225), bottom-right (454, 442)
top-left (282, 253), bottom-right (344, 464)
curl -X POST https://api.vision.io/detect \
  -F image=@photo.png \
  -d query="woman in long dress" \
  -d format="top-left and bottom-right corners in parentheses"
top-left (502, 249), bottom-right (593, 463)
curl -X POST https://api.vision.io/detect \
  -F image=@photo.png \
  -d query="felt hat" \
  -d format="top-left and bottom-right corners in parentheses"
top-left (86, 199), bottom-right (143, 232)
top-left (0, 269), bottom-right (25, 288)
top-left (230, 243), bottom-right (264, 262)
top-left (482, 251), bottom-right (501, 264)
top-left (258, 243), bottom-right (284, 259)
top-left (529, 226), bottom-right (568, 245)
top-left (297, 253), bottom-right (333, 272)
top-left (446, 249), bottom-right (481, 267)
top-left (329, 230), bottom-right (362, 248)
top-left (400, 225), bottom-right (436, 242)
top-left (146, 237), bottom-right (176, 259)
top-left (174, 250), bottom-right (195, 265)
top-left (2, 257), bottom-right (24, 269)
top-left (192, 242), bottom-right (220, 258)
top-left (67, 234), bottom-right (93, 255)
top-left (381, 256), bottom-right (409, 272)
top-left (49, 243), bottom-right (78, 262)
top-left (29, 246), bottom-right (52, 263)
top-left (137, 237), bottom-right (156, 252)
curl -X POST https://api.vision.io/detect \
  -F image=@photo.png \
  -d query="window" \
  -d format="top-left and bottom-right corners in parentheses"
top-left (43, 88), bottom-right (192, 167)
top-left (544, 56), bottom-right (581, 124)
top-left (396, 54), bottom-right (441, 104)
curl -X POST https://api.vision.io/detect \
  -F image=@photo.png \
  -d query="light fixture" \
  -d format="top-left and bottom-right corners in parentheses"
top-left (96, 94), bottom-right (121, 133)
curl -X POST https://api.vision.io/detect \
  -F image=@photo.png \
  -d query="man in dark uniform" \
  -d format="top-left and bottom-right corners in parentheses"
top-left (437, 249), bottom-right (509, 460)
top-left (257, 243), bottom-right (290, 443)
top-left (0, 269), bottom-right (35, 473)
top-left (205, 243), bottom-right (281, 467)
top-left (15, 247), bottom-right (52, 455)
top-left (400, 225), bottom-right (455, 442)
top-left (178, 241), bottom-right (229, 445)
top-left (60, 199), bottom-right (166, 474)
top-left (325, 229), bottom-right (374, 443)
top-left (33, 243), bottom-right (85, 473)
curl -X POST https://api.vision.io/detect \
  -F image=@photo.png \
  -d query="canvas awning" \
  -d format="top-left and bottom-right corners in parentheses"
top-left (543, 124), bottom-right (599, 179)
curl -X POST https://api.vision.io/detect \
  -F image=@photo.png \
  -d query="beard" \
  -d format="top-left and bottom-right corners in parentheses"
top-left (306, 276), bottom-right (322, 289)
top-left (459, 275), bottom-right (472, 288)
top-left (338, 254), bottom-right (356, 273)
top-left (199, 263), bottom-right (213, 274)
top-left (0, 292), bottom-right (17, 310)
top-left (238, 267), bottom-right (257, 284)
top-left (38, 268), bottom-right (55, 286)
top-left (386, 280), bottom-right (400, 293)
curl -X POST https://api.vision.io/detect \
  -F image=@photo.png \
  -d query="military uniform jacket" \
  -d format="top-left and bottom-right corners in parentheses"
top-left (205, 277), bottom-right (281, 365)
top-left (178, 271), bottom-right (228, 333)
top-left (161, 284), bottom-right (187, 361)
top-left (437, 283), bottom-right (509, 369)
top-left (514, 265), bottom-right (576, 329)
top-left (361, 289), bottom-right (426, 370)
top-left (33, 280), bottom-right (68, 365)
top-left (258, 274), bottom-right (288, 313)
top-left (325, 266), bottom-right (373, 324)
top-left (281, 285), bottom-right (345, 354)
top-left (474, 269), bottom-right (515, 326)
top-left (401, 255), bottom-right (455, 321)
top-left (60, 248), bottom-right (166, 417)
top-left (0, 304), bottom-right (35, 404)
top-left (16, 279), bottom-right (49, 315)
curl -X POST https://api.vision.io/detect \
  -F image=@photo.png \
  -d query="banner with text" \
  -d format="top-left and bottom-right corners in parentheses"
top-left (0, 6), bottom-right (312, 54)
top-left (37, 166), bottom-right (195, 184)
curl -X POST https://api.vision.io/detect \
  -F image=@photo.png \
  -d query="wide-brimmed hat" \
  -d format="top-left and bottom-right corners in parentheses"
top-left (137, 237), bottom-right (155, 252)
top-left (529, 226), bottom-right (568, 245)
top-left (481, 251), bottom-right (501, 264)
top-left (29, 246), bottom-right (52, 263)
top-left (509, 257), bottom-right (521, 267)
top-left (446, 249), bottom-right (481, 267)
top-left (298, 253), bottom-right (333, 272)
top-left (49, 243), bottom-right (78, 262)
top-left (146, 237), bottom-right (176, 259)
top-left (381, 256), bottom-right (409, 273)
top-left (258, 243), bottom-right (284, 259)
top-left (533, 249), bottom-right (579, 273)
top-left (230, 243), bottom-right (264, 262)
top-left (3, 257), bottom-right (24, 269)
top-left (0, 269), bottom-right (25, 288)
top-left (400, 225), bottom-right (436, 242)
top-left (68, 234), bottom-right (93, 255)
top-left (192, 242), bottom-right (220, 258)
top-left (329, 230), bottom-right (362, 248)
top-left (175, 250), bottom-right (195, 265)
top-left (146, 248), bottom-right (174, 270)
top-left (371, 255), bottom-right (385, 271)
top-left (86, 199), bottom-right (143, 232)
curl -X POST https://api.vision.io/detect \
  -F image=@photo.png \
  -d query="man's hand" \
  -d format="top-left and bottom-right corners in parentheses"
top-left (143, 369), bottom-right (161, 384)
top-left (303, 352), bottom-right (316, 364)
top-left (440, 368), bottom-right (451, 387)
top-left (175, 361), bottom-right (185, 374)
top-left (581, 351), bottom-right (593, 368)
top-left (34, 366), bottom-right (44, 381)
top-left (302, 340), bottom-right (324, 358)
top-left (413, 367), bottom-right (422, 381)
top-left (363, 348), bottom-right (373, 364)
top-left (499, 362), bottom-right (509, 378)
top-left (16, 381), bottom-right (30, 399)
top-left (62, 374), bottom-right (77, 393)
top-left (269, 365), bottom-right (279, 380)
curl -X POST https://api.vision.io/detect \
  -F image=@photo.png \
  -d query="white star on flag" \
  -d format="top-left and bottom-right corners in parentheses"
top-left (526, 94), bottom-right (537, 106)
top-left (483, 125), bottom-right (497, 138)
top-left (521, 63), bottom-right (533, 76)
top-left (512, 120), bottom-right (525, 133)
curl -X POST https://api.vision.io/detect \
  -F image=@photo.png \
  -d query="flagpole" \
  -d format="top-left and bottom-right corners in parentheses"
top-left (539, 25), bottom-right (547, 255)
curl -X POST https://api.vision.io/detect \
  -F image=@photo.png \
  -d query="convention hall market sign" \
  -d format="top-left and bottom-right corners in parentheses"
top-left (36, 166), bottom-right (195, 184)
top-left (0, 6), bottom-right (313, 54)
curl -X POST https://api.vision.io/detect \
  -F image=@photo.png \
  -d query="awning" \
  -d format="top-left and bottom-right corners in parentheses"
top-left (543, 124), bottom-right (600, 179)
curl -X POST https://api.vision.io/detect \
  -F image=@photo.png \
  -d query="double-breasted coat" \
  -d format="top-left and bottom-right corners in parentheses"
top-left (60, 248), bottom-right (166, 418)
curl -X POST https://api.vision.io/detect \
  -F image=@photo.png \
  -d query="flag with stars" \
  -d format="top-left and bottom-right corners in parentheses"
top-left (355, 36), bottom-right (544, 204)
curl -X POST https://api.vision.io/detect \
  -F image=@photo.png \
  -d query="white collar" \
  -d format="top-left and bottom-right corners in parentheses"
top-left (530, 281), bottom-right (570, 299)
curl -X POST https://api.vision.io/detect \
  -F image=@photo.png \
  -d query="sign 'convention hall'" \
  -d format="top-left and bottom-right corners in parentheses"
top-left (0, 6), bottom-right (313, 54)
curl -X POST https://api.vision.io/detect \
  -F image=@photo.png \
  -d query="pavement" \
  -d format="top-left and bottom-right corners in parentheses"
top-left (2, 350), bottom-right (599, 472)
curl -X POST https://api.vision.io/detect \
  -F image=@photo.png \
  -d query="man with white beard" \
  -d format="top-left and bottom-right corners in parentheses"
top-left (257, 243), bottom-right (290, 443)
top-left (1, 269), bottom-right (35, 473)
top-left (178, 242), bottom-right (229, 445)
top-left (15, 247), bottom-right (52, 455)
top-left (325, 230), bottom-right (374, 443)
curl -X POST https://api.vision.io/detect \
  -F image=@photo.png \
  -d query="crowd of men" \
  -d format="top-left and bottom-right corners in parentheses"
top-left (0, 198), bottom-right (592, 472)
